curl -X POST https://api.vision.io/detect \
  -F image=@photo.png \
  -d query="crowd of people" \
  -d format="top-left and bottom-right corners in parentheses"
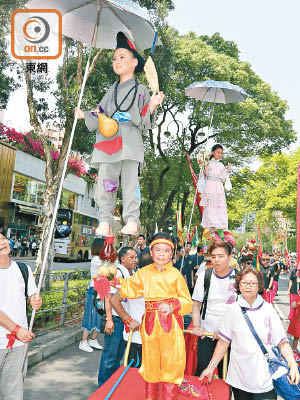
top-left (75, 233), bottom-right (300, 400)
top-left (1, 228), bottom-right (300, 399)
top-left (8, 235), bottom-right (40, 258)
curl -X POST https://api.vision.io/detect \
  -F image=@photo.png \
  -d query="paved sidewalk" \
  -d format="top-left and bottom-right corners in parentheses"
top-left (28, 323), bottom-right (83, 367)
top-left (24, 339), bottom-right (103, 400)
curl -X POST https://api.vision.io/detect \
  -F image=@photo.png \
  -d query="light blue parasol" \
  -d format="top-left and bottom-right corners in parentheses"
top-left (185, 80), bottom-right (249, 130)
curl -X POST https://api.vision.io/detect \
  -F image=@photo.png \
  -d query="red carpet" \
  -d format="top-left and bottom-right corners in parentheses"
top-left (88, 367), bottom-right (230, 399)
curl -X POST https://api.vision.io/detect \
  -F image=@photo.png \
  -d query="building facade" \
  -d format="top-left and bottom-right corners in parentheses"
top-left (0, 141), bottom-right (98, 240)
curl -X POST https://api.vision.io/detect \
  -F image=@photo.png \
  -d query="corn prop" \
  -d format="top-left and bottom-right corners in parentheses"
top-left (94, 264), bottom-right (118, 301)
top-left (144, 32), bottom-right (159, 93)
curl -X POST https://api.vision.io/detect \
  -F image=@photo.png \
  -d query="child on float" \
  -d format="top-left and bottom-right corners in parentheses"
top-left (200, 144), bottom-right (231, 232)
top-left (75, 32), bottom-right (164, 237)
top-left (112, 232), bottom-right (192, 400)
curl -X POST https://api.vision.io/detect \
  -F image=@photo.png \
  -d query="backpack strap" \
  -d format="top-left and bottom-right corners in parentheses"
top-left (16, 262), bottom-right (29, 297)
top-left (200, 268), bottom-right (213, 320)
top-left (117, 267), bottom-right (125, 279)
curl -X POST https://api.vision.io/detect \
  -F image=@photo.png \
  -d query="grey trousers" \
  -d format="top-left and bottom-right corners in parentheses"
top-left (0, 346), bottom-right (26, 400)
top-left (95, 160), bottom-right (141, 227)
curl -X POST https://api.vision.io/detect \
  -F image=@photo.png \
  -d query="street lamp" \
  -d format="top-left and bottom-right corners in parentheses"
top-left (164, 119), bottom-right (189, 139)
top-left (164, 119), bottom-right (206, 146)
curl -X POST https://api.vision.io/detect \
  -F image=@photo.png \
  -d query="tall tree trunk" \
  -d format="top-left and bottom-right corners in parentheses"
top-left (158, 189), bottom-right (177, 228)
top-left (181, 190), bottom-right (190, 226)
top-left (35, 191), bottom-right (57, 287)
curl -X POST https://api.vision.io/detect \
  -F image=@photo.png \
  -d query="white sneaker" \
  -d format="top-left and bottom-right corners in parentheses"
top-left (88, 339), bottom-right (103, 350)
top-left (79, 340), bottom-right (94, 352)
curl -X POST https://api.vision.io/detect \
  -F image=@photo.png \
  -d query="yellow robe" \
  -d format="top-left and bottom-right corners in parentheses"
top-left (119, 262), bottom-right (192, 384)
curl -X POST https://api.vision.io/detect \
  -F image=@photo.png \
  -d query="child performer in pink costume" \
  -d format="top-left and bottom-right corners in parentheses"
top-left (200, 144), bottom-right (231, 231)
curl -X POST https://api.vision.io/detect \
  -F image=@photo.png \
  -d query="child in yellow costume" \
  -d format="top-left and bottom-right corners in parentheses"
top-left (113, 232), bottom-right (192, 400)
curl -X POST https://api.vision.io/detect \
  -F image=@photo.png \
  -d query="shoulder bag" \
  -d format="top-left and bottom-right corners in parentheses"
top-left (241, 305), bottom-right (300, 400)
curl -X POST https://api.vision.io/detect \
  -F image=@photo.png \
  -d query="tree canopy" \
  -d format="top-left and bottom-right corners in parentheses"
top-left (227, 149), bottom-right (299, 251)
top-left (1, 1), bottom-right (297, 236)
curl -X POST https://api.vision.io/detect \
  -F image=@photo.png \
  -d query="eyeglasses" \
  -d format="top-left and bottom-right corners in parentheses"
top-left (240, 281), bottom-right (258, 288)
top-left (245, 262), bottom-right (252, 265)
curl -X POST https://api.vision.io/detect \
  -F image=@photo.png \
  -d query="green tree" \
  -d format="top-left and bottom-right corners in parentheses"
top-left (228, 149), bottom-right (300, 251)
top-left (0, 0), bottom-right (24, 106)
top-left (2, 0), bottom-right (175, 274)
top-left (3, 1), bottom-right (297, 247)
top-left (139, 28), bottom-right (296, 232)
top-left (200, 32), bottom-right (240, 60)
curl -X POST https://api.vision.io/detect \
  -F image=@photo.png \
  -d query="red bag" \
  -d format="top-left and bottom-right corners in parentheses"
top-left (184, 321), bottom-right (198, 376)
top-left (178, 376), bottom-right (213, 399)
top-left (184, 322), bottom-right (218, 377)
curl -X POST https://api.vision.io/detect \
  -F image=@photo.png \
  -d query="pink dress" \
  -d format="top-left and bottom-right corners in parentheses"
top-left (200, 159), bottom-right (228, 229)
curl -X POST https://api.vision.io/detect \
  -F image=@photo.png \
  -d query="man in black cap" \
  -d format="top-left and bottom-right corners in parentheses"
top-left (75, 32), bottom-right (164, 236)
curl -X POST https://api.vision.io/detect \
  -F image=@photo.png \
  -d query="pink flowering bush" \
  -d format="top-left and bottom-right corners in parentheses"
top-left (51, 150), bottom-right (59, 160)
top-left (1, 124), bottom-right (45, 158)
top-left (67, 157), bottom-right (87, 177)
top-left (23, 133), bottom-right (45, 158)
top-left (0, 124), bottom-right (96, 185)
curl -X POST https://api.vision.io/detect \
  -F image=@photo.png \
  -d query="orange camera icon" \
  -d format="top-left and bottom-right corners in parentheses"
top-left (11, 9), bottom-right (62, 60)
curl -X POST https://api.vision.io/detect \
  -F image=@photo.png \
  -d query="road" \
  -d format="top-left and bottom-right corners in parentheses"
top-left (12, 257), bottom-right (90, 271)
top-left (23, 274), bottom-right (293, 400)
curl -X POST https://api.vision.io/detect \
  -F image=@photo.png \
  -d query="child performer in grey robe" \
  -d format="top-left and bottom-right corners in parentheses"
top-left (75, 32), bottom-right (164, 236)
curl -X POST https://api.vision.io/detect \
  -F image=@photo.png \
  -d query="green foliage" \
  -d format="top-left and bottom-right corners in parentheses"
top-left (199, 32), bottom-right (240, 60)
top-left (138, 0), bottom-right (174, 15)
top-left (232, 231), bottom-right (255, 251)
top-left (247, 150), bottom-right (299, 227)
top-left (0, 0), bottom-right (24, 106)
top-left (228, 149), bottom-right (300, 251)
top-left (33, 274), bottom-right (89, 330)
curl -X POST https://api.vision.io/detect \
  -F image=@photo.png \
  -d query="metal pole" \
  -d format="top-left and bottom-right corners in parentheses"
top-left (206, 89), bottom-right (217, 145)
top-left (60, 272), bottom-right (70, 326)
top-left (180, 167), bottom-right (203, 273)
top-left (21, 6), bottom-right (102, 371)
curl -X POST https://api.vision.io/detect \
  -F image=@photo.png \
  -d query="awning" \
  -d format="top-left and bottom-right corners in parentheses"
top-left (17, 204), bottom-right (42, 216)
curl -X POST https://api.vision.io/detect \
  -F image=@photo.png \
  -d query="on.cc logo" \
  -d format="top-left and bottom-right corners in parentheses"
top-left (23, 16), bottom-right (50, 44)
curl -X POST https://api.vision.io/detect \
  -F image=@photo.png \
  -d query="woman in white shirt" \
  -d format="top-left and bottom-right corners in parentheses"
top-left (200, 266), bottom-right (299, 400)
top-left (79, 238), bottom-right (104, 353)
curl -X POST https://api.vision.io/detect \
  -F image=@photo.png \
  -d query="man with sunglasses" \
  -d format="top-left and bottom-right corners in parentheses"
top-left (260, 253), bottom-right (275, 303)
top-left (240, 255), bottom-right (253, 269)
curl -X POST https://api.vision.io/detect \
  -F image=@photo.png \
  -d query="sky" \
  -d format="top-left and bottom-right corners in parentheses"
top-left (168, 0), bottom-right (300, 146)
top-left (3, 0), bottom-right (300, 150)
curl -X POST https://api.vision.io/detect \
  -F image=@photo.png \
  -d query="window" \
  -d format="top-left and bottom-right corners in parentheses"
top-left (12, 173), bottom-right (77, 210)
top-left (60, 190), bottom-right (76, 210)
top-left (12, 173), bottom-right (46, 205)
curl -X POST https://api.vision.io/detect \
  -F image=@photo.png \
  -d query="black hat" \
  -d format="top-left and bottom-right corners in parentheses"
top-left (116, 32), bottom-right (145, 73)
